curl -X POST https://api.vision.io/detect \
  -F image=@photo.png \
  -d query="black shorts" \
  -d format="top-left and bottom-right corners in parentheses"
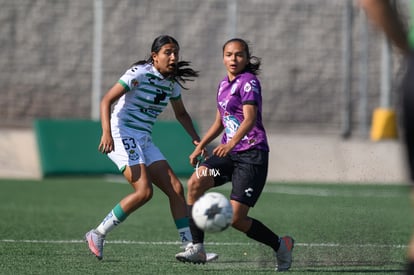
top-left (202, 149), bottom-right (268, 207)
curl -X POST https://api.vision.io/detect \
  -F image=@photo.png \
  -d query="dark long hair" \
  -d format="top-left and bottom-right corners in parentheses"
top-left (222, 38), bottom-right (261, 75)
top-left (132, 35), bottom-right (199, 89)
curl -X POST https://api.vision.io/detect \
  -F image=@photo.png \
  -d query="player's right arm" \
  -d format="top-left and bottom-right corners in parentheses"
top-left (189, 110), bottom-right (224, 166)
top-left (98, 82), bottom-right (127, 154)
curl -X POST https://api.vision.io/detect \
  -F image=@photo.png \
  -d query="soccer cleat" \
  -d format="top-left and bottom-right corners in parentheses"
top-left (275, 236), bottom-right (294, 272)
top-left (181, 242), bottom-right (218, 262)
top-left (206, 252), bottom-right (219, 262)
top-left (85, 229), bottom-right (105, 260)
top-left (175, 243), bottom-right (207, 264)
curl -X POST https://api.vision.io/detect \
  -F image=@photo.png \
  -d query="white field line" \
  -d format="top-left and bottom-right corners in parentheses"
top-left (262, 185), bottom-right (407, 198)
top-left (0, 239), bottom-right (408, 249)
top-left (106, 176), bottom-right (408, 198)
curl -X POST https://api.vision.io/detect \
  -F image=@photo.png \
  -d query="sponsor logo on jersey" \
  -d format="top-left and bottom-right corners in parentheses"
top-left (219, 99), bottom-right (229, 110)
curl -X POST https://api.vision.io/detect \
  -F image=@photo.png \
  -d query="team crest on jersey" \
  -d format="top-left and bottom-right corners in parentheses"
top-left (244, 82), bottom-right (252, 92)
top-left (128, 149), bottom-right (140, 161)
top-left (131, 79), bottom-right (139, 87)
top-left (231, 83), bottom-right (238, 95)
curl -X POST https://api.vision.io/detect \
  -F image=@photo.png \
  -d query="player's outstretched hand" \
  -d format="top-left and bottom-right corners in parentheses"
top-left (98, 133), bottom-right (114, 154)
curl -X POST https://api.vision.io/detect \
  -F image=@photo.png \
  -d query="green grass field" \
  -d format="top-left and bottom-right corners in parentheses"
top-left (0, 177), bottom-right (412, 274)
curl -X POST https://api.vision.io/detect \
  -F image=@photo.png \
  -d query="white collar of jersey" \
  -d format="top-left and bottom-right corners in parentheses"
top-left (151, 65), bottom-right (166, 80)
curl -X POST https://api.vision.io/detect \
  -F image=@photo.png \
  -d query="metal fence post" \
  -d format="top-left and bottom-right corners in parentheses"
top-left (91, 0), bottom-right (103, 121)
top-left (341, 0), bottom-right (353, 138)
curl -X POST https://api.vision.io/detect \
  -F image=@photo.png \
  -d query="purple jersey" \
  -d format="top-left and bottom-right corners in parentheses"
top-left (217, 72), bottom-right (269, 152)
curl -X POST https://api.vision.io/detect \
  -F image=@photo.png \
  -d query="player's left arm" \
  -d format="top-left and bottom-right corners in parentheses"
top-left (213, 103), bottom-right (256, 157)
top-left (171, 97), bottom-right (201, 144)
top-left (358, 0), bottom-right (409, 54)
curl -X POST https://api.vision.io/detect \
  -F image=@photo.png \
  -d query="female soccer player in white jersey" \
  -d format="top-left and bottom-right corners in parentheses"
top-left (84, 35), bottom-right (216, 261)
top-left (175, 38), bottom-right (294, 271)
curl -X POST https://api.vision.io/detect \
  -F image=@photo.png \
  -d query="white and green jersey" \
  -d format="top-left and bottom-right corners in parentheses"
top-left (111, 63), bottom-right (181, 134)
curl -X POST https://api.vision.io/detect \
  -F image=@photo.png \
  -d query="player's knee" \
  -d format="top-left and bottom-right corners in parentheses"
top-left (171, 179), bottom-right (185, 197)
top-left (187, 173), bottom-right (202, 191)
top-left (133, 185), bottom-right (153, 203)
top-left (186, 174), bottom-right (204, 201)
top-left (231, 213), bottom-right (250, 232)
top-left (142, 187), bottom-right (153, 202)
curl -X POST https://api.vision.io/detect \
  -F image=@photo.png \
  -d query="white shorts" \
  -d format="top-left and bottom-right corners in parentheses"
top-left (107, 127), bottom-right (165, 172)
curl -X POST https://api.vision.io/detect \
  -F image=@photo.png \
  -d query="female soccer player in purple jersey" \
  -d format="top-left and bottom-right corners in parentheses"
top-left (175, 38), bottom-right (294, 272)
top-left (84, 35), bottom-right (217, 261)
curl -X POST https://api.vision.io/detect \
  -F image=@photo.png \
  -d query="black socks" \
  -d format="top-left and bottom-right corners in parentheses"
top-left (245, 218), bottom-right (280, 252)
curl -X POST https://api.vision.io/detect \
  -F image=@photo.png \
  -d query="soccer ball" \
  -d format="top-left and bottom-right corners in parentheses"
top-left (192, 192), bottom-right (233, 233)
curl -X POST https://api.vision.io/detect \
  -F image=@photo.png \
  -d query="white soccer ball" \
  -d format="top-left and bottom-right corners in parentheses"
top-left (192, 192), bottom-right (233, 233)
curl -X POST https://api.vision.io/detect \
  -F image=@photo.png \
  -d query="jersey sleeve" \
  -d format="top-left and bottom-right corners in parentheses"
top-left (239, 75), bottom-right (261, 105)
top-left (118, 66), bottom-right (146, 91)
top-left (170, 81), bottom-right (182, 100)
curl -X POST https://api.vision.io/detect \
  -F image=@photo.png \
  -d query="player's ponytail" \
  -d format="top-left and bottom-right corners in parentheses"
top-left (173, 61), bottom-right (199, 89)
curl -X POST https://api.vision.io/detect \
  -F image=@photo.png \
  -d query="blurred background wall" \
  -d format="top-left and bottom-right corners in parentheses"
top-left (0, 0), bottom-right (410, 182)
